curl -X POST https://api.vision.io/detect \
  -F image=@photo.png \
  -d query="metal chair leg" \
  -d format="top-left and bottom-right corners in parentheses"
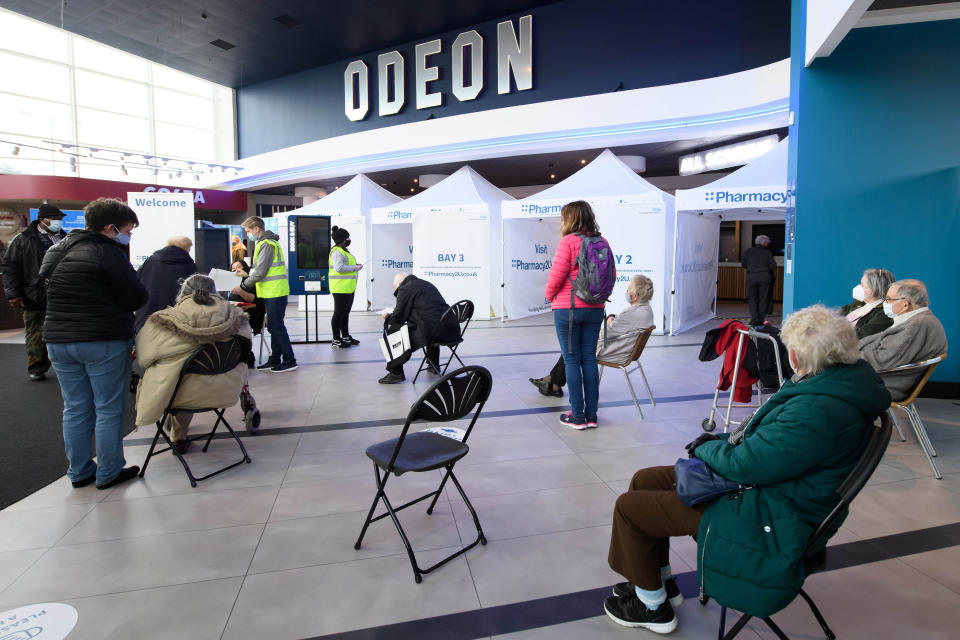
top-left (636, 362), bottom-right (655, 406)
top-left (888, 408), bottom-right (907, 442)
top-left (798, 588), bottom-right (836, 640)
top-left (598, 366), bottom-right (604, 382)
top-left (906, 405), bottom-right (942, 479)
top-left (621, 366), bottom-right (643, 419)
top-left (761, 616), bottom-right (790, 640)
top-left (906, 404), bottom-right (936, 456)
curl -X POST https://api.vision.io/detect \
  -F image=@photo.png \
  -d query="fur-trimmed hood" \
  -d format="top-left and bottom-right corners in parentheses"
top-left (146, 296), bottom-right (249, 343)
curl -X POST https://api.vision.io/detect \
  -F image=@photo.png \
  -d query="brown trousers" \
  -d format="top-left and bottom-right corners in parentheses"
top-left (608, 465), bottom-right (706, 590)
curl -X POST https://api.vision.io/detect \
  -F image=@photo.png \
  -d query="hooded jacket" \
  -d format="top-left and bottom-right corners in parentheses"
top-left (692, 359), bottom-right (891, 618)
top-left (0, 220), bottom-right (67, 309)
top-left (39, 229), bottom-right (148, 343)
top-left (134, 245), bottom-right (198, 333)
top-left (134, 295), bottom-right (252, 425)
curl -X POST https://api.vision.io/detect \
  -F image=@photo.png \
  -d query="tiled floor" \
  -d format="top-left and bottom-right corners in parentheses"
top-left (0, 306), bottom-right (957, 639)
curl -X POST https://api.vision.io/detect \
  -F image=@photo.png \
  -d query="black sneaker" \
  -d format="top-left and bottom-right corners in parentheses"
top-left (29, 372), bottom-right (46, 381)
top-left (345, 336), bottom-right (360, 345)
top-left (256, 361), bottom-right (278, 371)
top-left (71, 473), bottom-right (96, 488)
top-left (559, 411), bottom-right (588, 430)
top-left (331, 339), bottom-right (342, 348)
top-left (271, 362), bottom-right (298, 373)
top-left (604, 594), bottom-right (677, 634)
top-left (378, 372), bottom-right (405, 384)
top-left (96, 466), bottom-right (140, 490)
top-left (613, 578), bottom-right (683, 608)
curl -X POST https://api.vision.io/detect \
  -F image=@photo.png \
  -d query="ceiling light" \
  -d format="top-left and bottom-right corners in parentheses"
top-left (11, 145), bottom-right (20, 155)
top-left (195, 174), bottom-right (200, 182)
top-left (210, 39), bottom-right (235, 51)
top-left (549, 173), bottom-right (556, 180)
top-left (68, 156), bottom-right (77, 171)
top-left (580, 158), bottom-right (586, 165)
top-left (176, 170), bottom-right (183, 178)
top-left (410, 188), bottom-right (415, 192)
top-left (413, 178), bottom-right (418, 183)
top-left (121, 164), bottom-right (128, 176)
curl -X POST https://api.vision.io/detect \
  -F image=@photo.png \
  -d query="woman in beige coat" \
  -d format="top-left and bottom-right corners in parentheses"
top-left (135, 274), bottom-right (252, 453)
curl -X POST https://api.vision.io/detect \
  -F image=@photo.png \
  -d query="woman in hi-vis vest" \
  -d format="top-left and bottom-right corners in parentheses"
top-left (328, 226), bottom-right (363, 348)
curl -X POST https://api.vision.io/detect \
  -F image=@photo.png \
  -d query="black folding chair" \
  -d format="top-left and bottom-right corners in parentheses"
top-left (412, 299), bottom-right (474, 383)
top-left (706, 412), bottom-right (893, 639)
top-left (354, 365), bottom-right (492, 583)
top-left (138, 336), bottom-right (253, 488)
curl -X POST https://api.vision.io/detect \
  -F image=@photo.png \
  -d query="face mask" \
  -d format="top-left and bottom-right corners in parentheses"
top-left (625, 290), bottom-right (633, 304)
top-left (882, 301), bottom-right (896, 318)
top-left (110, 226), bottom-right (131, 245)
top-left (46, 219), bottom-right (62, 233)
top-left (852, 284), bottom-right (865, 302)
top-left (344, 238), bottom-right (351, 248)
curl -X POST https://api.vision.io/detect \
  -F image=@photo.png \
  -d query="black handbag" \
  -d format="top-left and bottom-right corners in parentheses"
top-left (674, 458), bottom-right (742, 507)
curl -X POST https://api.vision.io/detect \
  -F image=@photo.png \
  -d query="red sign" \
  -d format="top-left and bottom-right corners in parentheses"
top-left (0, 174), bottom-right (249, 211)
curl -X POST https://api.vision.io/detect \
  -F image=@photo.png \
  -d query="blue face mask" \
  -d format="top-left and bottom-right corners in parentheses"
top-left (46, 219), bottom-right (62, 233)
top-left (111, 226), bottom-right (131, 245)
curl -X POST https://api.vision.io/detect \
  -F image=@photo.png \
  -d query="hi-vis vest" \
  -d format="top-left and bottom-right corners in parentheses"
top-left (252, 238), bottom-right (289, 298)
top-left (328, 245), bottom-right (358, 294)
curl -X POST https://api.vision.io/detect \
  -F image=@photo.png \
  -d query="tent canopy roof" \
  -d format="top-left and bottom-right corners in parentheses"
top-left (394, 165), bottom-right (514, 210)
top-left (287, 174), bottom-right (401, 215)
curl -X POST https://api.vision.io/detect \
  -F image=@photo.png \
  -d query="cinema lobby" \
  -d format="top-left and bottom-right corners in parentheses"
top-left (0, 1), bottom-right (958, 639)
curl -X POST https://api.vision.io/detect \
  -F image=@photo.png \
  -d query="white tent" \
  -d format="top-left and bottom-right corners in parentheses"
top-left (671, 137), bottom-right (790, 333)
top-left (501, 150), bottom-right (681, 335)
top-left (279, 174), bottom-right (401, 312)
top-left (370, 166), bottom-right (514, 317)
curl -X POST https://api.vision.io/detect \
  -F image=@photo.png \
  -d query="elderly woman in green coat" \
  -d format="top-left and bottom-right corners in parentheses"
top-left (604, 305), bottom-right (891, 634)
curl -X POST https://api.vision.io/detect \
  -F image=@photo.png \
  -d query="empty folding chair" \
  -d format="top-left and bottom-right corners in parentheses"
top-left (413, 299), bottom-right (474, 383)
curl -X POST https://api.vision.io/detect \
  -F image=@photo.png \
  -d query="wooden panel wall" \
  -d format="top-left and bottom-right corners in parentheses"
top-left (718, 266), bottom-right (784, 302)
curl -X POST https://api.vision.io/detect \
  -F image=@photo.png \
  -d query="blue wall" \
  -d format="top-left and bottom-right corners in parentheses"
top-left (787, 13), bottom-right (960, 382)
top-left (237, 0), bottom-right (789, 158)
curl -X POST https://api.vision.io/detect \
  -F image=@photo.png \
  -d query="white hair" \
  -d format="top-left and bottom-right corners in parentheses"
top-left (393, 272), bottom-right (409, 290)
top-left (781, 304), bottom-right (859, 375)
top-left (628, 275), bottom-right (654, 303)
top-left (755, 235), bottom-right (771, 246)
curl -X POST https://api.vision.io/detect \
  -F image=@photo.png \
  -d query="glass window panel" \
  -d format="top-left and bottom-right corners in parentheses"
top-left (72, 38), bottom-right (148, 80)
top-left (77, 161), bottom-right (154, 183)
top-left (0, 157), bottom-right (73, 177)
top-left (75, 70), bottom-right (149, 116)
top-left (152, 64), bottom-right (214, 96)
top-left (0, 52), bottom-right (71, 102)
top-left (0, 134), bottom-right (66, 162)
top-left (0, 93), bottom-right (73, 140)
top-left (76, 107), bottom-right (151, 151)
top-left (154, 121), bottom-right (214, 160)
top-left (0, 10), bottom-right (69, 62)
top-left (153, 88), bottom-right (213, 128)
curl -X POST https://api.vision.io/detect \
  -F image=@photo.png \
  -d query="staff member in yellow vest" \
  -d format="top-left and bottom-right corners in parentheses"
top-left (329, 225), bottom-right (363, 349)
top-left (232, 216), bottom-right (297, 372)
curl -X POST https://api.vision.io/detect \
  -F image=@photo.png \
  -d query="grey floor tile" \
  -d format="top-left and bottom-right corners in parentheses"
top-left (458, 430), bottom-right (574, 466)
top-left (842, 477), bottom-right (960, 538)
top-left (222, 549), bottom-right (480, 639)
top-left (294, 425), bottom-right (405, 455)
top-left (467, 526), bottom-right (621, 607)
top-left (0, 524), bottom-right (263, 604)
top-left (898, 545), bottom-right (960, 596)
top-left (551, 420), bottom-right (689, 455)
top-left (0, 548), bottom-right (45, 592)
top-left (283, 451), bottom-right (377, 484)
top-left (59, 577), bottom-right (243, 640)
top-left (446, 454), bottom-right (602, 498)
top-left (3, 476), bottom-right (113, 511)
top-left (579, 443), bottom-right (689, 482)
top-left (59, 486), bottom-right (278, 544)
top-left (0, 503), bottom-right (95, 551)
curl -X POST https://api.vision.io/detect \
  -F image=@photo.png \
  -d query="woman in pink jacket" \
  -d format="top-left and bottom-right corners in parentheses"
top-left (545, 201), bottom-right (612, 429)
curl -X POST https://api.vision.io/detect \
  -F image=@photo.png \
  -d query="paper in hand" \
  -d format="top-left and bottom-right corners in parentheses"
top-left (209, 268), bottom-right (241, 291)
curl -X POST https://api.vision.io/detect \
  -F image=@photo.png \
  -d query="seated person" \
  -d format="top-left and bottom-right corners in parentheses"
top-left (229, 259), bottom-right (265, 335)
top-left (134, 236), bottom-right (197, 333)
top-left (135, 274), bottom-right (252, 453)
top-left (530, 274), bottom-right (655, 398)
top-left (379, 272), bottom-right (460, 384)
top-left (840, 268), bottom-right (895, 339)
top-left (603, 305), bottom-right (889, 633)
top-left (858, 278), bottom-right (947, 401)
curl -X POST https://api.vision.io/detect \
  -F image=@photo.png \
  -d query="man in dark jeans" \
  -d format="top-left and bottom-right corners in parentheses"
top-left (379, 272), bottom-right (460, 384)
top-left (1, 203), bottom-right (67, 381)
top-left (741, 234), bottom-right (777, 326)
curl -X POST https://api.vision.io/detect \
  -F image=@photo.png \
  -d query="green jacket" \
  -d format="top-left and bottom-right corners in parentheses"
top-left (694, 360), bottom-right (890, 618)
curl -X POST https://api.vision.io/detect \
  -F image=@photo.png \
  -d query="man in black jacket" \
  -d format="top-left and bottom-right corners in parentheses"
top-left (40, 198), bottom-right (149, 490)
top-left (379, 273), bottom-right (461, 384)
top-left (1, 204), bottom-right (67, 380)
top-left (741, 234), bottom-right (777, 326)
top-left (134, 235), bottom-right (196, 333)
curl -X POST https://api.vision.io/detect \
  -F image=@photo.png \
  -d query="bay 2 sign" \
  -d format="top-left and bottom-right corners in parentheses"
top-left (344, 15), bottom-right (533, 121)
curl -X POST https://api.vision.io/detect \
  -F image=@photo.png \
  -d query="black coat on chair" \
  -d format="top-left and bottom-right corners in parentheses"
top-left (386, 274), bottom-right (460, 350)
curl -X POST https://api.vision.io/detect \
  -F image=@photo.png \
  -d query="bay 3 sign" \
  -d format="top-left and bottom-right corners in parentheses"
top-left (344, 15), bottom-right (533, 121)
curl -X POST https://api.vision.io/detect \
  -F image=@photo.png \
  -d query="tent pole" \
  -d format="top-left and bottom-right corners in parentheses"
top-left (669, 205), bottom-right (680, 335)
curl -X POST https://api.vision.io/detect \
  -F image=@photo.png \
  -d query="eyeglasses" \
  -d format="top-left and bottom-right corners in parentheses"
top-left (884, 296), bottom-right (906, 303)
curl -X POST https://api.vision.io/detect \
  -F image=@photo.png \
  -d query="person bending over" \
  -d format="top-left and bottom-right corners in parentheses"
top-left (378, 272), bottom-right (460, 384)
top-left (604, 305), bottom-right (889, 633)
top-left (531, 274), bottom-right (654, 398)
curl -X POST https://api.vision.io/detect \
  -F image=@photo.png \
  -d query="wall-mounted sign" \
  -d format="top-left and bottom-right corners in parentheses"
top-left (679, 134), bottom-right (779, 176)
top-left (344, 15), bottom-right (533, 121)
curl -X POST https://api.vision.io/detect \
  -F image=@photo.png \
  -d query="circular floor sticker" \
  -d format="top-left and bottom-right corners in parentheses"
top-left (0, 603), bottom-right (77, 640)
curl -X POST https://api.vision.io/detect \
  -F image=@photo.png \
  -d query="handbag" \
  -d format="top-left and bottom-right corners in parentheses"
top-left (674, 457), bottom-right (743, 507)
top-left (379, 324), bottom-right (411, 363)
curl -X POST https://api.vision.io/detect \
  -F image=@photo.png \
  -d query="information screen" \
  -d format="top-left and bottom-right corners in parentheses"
top-left (295, 216), bottom-right (331, 269)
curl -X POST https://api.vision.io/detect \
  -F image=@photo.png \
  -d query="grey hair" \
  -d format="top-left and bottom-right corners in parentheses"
top-left (178, 273), bottom-right (218, 306)
top-left (862, 268), bottom-right (895, 300)
top-left (892, 279), bottom-right (929, 307)
top-left (628, 275), bottom-right (654, 303)
top-left (755, 235), bottom-right (771, 246)
top-left (393, 272), bottom-right (409, 290)
top-left (781, 304), bottom-right (859, 376)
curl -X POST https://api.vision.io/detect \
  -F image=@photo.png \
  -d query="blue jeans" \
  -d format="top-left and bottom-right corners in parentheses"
top-left (264, 296), bottom-right (296, 364)
top-left (48, 340), bottom-right (132, 485)
top-left (554, 308), bottom-right (604, 419)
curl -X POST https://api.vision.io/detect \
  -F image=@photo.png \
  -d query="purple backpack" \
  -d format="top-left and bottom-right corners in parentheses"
top-left (565, 234), bottom-right (616, 349)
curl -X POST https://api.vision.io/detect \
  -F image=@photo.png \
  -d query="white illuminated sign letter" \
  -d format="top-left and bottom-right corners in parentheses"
top-left (452, 31), bottom-right (483, 102)
top-left (497, 15), bottom-right (533, 95)
top-left (378, 51), bottom-right (405, 116)
top-left (344, 60), bottom-right (369, 121)
top-left (415, 39), bottom-right (442, 109)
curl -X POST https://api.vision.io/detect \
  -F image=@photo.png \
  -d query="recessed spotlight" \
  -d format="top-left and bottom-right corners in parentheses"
top-left (413, 178), bottom-right (418, 183)
top-left (580, 158), bottom-right (586, 165)
top-left (410, 188), bottom-right (415, 192)
top-left (549, 173), bottom-right (556, 180)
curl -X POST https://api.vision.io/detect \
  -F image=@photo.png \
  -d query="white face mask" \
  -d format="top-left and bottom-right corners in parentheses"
top-left (625, 290), bottom-right (634, 304)
top-left (882, 301), bottom-right (896, 318)
top-left (852, 284), bottom-right (865, 302)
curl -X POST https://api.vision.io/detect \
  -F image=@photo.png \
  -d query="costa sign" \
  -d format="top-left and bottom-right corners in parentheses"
top-left (344, 15), bottom-right (533, 121)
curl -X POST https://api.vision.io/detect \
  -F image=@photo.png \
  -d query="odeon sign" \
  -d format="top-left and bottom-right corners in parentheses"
top-left (344, 15), bottom-right (533, 121)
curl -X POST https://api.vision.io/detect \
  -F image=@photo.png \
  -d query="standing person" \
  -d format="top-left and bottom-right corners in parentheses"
top-left (544, 200), bottom-right (615, 430)
top-left (741, 234), bottom-right (777, 326)
top-left (1, 204), bottom-right (67, 381)
top-left (329, 225), bottom-right (363, 348)
top-left (232, 216), bottom-right (297, 372)
top-left (39, 198), bottom-right (148, 490)
top-left (231, 235), bottom-right (247, 265)
top-left (133, 235), bottom-right (196, 333)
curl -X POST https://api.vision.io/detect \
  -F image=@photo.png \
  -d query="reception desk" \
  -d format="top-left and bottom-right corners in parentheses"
top-left (717, 265), bottom-right (784, 302)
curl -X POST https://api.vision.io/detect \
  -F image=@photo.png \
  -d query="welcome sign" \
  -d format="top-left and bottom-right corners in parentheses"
top-left (127, 192), bottom-right (195, 269)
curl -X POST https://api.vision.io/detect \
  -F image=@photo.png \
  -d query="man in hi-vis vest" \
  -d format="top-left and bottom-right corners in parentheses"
top-left (237, 216), bottom-right (297, 372)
